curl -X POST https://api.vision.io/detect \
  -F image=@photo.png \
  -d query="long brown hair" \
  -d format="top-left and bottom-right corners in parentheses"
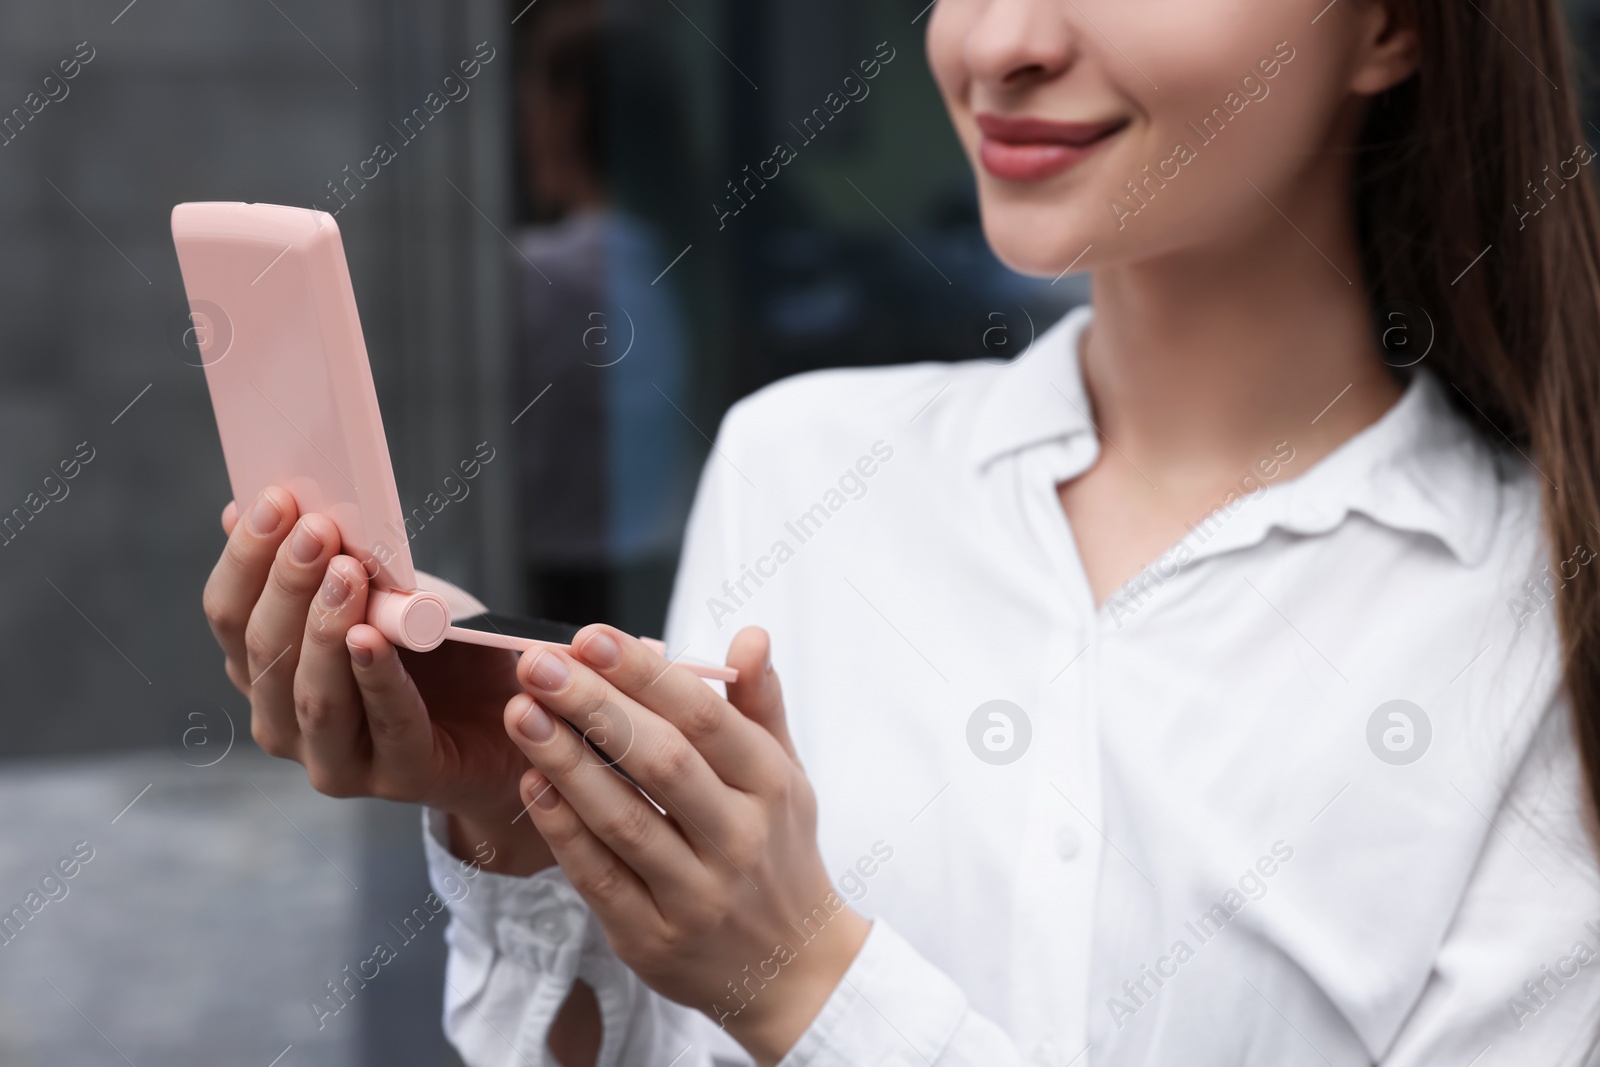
top-left (1355, 3), bottom-right (1600, 838)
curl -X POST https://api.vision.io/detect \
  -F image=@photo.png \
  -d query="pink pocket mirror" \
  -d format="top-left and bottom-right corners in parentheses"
top-left (171, 201), bottom-right (734, 683)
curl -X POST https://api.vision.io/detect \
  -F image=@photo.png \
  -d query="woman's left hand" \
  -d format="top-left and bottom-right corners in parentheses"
top-left (502, 624), bottom-right (869, 1067)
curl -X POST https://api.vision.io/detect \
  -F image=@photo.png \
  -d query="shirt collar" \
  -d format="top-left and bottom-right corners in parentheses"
top-left (965, 303), bottom-right (1506, 567)
top-left (1262, 369), bottom-right (1505, 566)
top-left (966, 302), bottom-right (1098, 471)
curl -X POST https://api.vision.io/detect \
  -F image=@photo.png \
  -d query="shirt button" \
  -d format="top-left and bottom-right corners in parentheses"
top-left (1055, 825), bottom-right (1081, 861)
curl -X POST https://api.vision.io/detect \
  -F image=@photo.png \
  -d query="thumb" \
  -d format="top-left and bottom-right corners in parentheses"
top-left (725, 626), bottom-right (798, 764)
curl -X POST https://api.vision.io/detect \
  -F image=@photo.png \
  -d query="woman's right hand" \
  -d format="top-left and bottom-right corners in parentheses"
top-left (202, 485), bottom-right (555, 875)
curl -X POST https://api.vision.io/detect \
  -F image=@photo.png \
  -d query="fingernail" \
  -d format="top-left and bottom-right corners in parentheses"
top-left (347, 639), bottom-right (373, 667)
top-left (764, 649), bottom-right (773, 675)
top-left (527, 650), bottom-right (570, 692)
top-left (320, 568), bottom-right (351, 608)
top-left (518, 699), bottom-right (556, 742)
top-left (579, 631), bottom-right (620, 669)
top-left (291, 521), bottom-right (323, 564)
top-left (534, 781), bottom-right (561, 809)
top-left (248, 491), bottom-right (282, 536)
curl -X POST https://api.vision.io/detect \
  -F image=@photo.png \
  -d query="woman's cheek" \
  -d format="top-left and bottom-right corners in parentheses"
top-left (924, 0), bottom-right (976, 114)
top-left (1101, 45), bottom-right (1340, 255)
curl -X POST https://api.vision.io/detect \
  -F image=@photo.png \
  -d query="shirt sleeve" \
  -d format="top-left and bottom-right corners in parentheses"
top-left (425, 403), bottom-right (773, 1067)
top-left (1378, 697), bottom-right (1600, 1067)
top-left (775, 917), bottom-right (1039, 1067)
top-left (428, 394), bottom-right (1057, 1067)
top-left (661, 400), bottom-right (1042, 1067)
top-left (422, 809), bottom-right (725, 1067)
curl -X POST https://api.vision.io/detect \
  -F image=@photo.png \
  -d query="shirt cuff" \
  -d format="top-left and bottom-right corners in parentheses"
top-left (421, 808), bottom-right (591, 988)
top-left (777, 918), bottom-right (966, 1067)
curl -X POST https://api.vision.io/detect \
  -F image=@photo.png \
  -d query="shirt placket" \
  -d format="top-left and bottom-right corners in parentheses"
top-left (1004, 441), bottom-right (1106, 1066)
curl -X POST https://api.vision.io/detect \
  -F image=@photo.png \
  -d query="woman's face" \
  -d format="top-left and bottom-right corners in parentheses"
top-left (925, 0), bottom-right (1410, 277)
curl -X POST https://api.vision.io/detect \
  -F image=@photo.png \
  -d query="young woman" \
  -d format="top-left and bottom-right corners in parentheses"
top-left (203, 0), bottom-right (1600, 1064)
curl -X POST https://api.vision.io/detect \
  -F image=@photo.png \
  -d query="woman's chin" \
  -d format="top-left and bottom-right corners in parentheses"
top-left (980, 212), bottom-right (1101, 280)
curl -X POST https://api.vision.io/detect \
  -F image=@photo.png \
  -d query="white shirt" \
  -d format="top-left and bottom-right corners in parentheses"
top-left (425, 304), bottom-right (1600, 1067)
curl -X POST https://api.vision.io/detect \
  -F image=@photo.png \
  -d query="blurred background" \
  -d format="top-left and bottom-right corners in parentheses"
top-left (0, 0), bottom-right (1595, 1064)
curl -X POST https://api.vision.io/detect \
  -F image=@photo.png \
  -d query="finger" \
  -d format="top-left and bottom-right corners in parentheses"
top-left (568, 626), bottom-right (784, 793)
top-left (221, 499), bottom-right (239, 535)
top-left (516, 766), bottom-right (663, 937)
top-left (292, 555), bottom-right (372, 793)
top-left (243, 512), bottom-right (341, 756)
top-left (202, 487), bottom-right (298, 692)
top-left (521, 644), bottom-right (770, 872)
top-left (520, 642), bottom-right (742, 815)
top-left (346, 622), bottom-right (435, 789)
top-left (723, 627), bottom-right (799, 764)
top-left (505, 690), bottom-right (701, 890)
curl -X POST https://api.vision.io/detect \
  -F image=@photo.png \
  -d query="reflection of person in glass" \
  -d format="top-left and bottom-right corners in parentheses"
top-left (511, 1), bottom-right (696, 634)
top-left (201, 2), bottom-right (1600, 1065)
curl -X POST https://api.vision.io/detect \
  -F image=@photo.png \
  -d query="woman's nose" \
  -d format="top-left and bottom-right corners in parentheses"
top-left (962, 0), bottom-right (1078, 90)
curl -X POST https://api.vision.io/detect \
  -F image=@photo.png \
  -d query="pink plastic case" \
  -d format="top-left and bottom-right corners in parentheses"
top-left (171, 202), bottom-right (734, 683)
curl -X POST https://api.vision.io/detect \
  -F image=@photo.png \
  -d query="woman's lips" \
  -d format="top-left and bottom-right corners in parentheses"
top-left (975, 113), bottom-right (1128, 182)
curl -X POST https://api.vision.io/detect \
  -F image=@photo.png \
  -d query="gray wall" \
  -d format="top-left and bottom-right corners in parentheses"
top-left (0, 0), bottom-right (514, 760)
top-left (0, 3), bottom-right (512, 1063)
